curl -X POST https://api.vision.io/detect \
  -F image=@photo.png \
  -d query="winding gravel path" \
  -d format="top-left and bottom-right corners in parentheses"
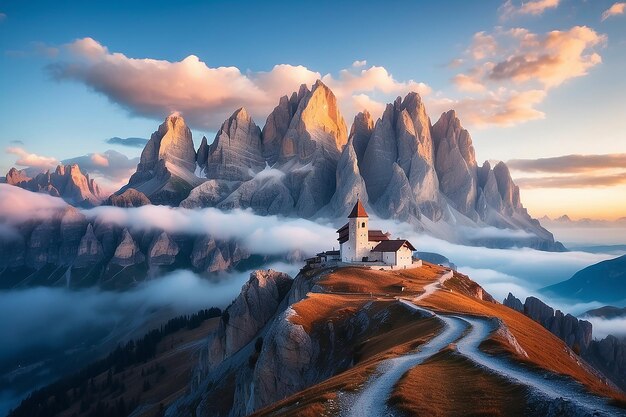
top-left (343, 271), bottom-right (625, 417)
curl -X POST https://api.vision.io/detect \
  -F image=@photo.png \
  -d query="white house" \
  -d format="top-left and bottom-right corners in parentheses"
top-left (336, 200), bottom-right (416, 268)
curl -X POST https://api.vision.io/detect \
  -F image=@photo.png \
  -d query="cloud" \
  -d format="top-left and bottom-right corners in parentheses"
top-left (468, 31), bottom-right (498, 60)
top-left (452, 73), bottom-right (486, 93)
top-left (488, 26), bottom-right (605, 88)
top-left (514, 173), bottom-right (626, 189)
top-left (84, 205), bottom-right (336, 257)
top-left (584, 317), bottom-right (626, 339)
top-left (46, 38), bottom-right (432, 129)
top-left (0, 265), bottom-right (297, 414)
top-left (429, 88), bottom-right (546, 127)
top-left (499, 0), bottom-right (560, 19)
top-left (62, 149), bottom-right (139, 190)
top-left (508, 153), bottom-right (626, 173)
top-left (352, 60), bottom-right (367, 67)
top-left (446, 25), bottom-right (605, 128)
top-left (105, 136), bottom-right (149, 148)
top-left (601, 2), bottom-right (626, 21)
top-left (5, 147), bottom-right (59, 170)
top-left (8, 140), bottom-right (24, 145)
top-left (0, 184), bottom-right (68, 225)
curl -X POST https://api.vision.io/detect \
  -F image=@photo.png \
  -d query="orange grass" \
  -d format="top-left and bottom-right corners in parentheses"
top-left (390, 349), bottom-right (527, 417)
top-left (421, 273), bottom-right (626, 405)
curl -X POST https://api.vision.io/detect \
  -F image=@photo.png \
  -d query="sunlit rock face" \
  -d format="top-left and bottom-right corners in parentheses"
top-left (121, 113), bottom-right (202, 205)
top-left (5, 164), bottom-right (104, 207)
top-left (139, 113), bottom-right (196, 173)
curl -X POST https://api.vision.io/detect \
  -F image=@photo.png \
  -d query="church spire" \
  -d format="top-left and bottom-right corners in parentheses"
top-left (348, 199), bottom-right (368, 218)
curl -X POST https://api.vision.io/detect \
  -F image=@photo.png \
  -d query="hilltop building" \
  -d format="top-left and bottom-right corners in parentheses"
top-left (337, 200), bottom-right (416, 268)
top-left (306, 200), bottom-right (418, 269)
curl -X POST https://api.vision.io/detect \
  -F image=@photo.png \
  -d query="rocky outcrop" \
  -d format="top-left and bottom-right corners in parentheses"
top-left (138, 113), bottom-right (196, 173)
top-left (432, 110), bottom-right (477, 218)
top-left (196, 136), bottom-right (209, 168)
top-left (261, 85), bottom-right (308, 165)
top-left (6, 165), bottom-right (104, 207)
top-left (325, 137), bottom-right (369, 218)
top-left (505, 295), bottom-right (592, 353)
top-left (503, 292), bottom-right (523, 313)
top-left (206, 270), bottom-right (293, 368)
top-left (503, 293), bottom-right (626, 391)
top-left (105, 189), bottom-right (150, 207)
top-left (110, 229), bottom-right (145, 267)
top-left (360, 94), bottom-right (440, 221)
top-left (122, 114), bottom-right (202, 205)
top-left (180, 180), bottom-right (235, 209)
top-left (279, 80), bottom-right (347, 162)
top-left (250, 308), bottom-right (313, 412)
top-left (198, 108), bottom-right (265, 181)
top-left (74, 224), bottom-right (105, 268)
top-left (347, 110), bottom-right (373, 167)
top-left (584, 335), bottom-right (626, 391)
top-left (148, 232), bottom-right (179, 266)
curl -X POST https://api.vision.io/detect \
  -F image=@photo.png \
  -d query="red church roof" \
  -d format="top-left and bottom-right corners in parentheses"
top-left (348, 200), bottom-right (368, 218)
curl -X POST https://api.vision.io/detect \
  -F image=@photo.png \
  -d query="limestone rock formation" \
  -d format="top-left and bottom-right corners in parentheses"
top-left (105, 189), bottom-right (151, 207)
top-left (110, 229), bottom-right (145, 267)
top-left (148, 232), bottom-right (179, 266)
top-left (74, 224), bottom-right (105, 268)
top-left (325, 137), bottom-right (369, 218)
top-left (261, 85), bottom-right (308, 165)
top-left (432, 110), bottom-right (478, 218)
top-left (197, 108), bottom-right (265, 181)
top-left (349, 110), bottom-right (374, 167)
top-left (503, 293), bottom-right (626, 391)
top-left (5, 165), bottom-right (104, 207)
top-left (206, 270), bottom-right (293, 367)
top-left (122, 113), bottom-right (202, 205)
top-left (360, 94), bottom-right (440, 221)
top-left (503, 292), bottom-right (524, 313)
top-left (507, 296), bottom-right (592, 353)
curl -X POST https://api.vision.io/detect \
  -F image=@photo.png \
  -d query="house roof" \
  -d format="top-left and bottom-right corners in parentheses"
top-left (337, 224), bottom-right (390, 244)
top-left (368, 230), bottom-right (389, 242)
top-left (371, 239), bottom-right (416, 252)
top-left (348, 199), bottom-right (368, 218)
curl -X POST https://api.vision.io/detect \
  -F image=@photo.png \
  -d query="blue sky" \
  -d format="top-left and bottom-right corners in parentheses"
top-left (0, 0), bottom-right (625, 218)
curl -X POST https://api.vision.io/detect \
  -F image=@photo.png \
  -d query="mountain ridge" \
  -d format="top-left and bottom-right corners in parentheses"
top-left (114, 80), bottom-right (563, 251)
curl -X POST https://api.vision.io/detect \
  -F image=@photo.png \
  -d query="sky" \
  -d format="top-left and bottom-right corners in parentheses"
top-left (0, 0), bottom-right (625, 219)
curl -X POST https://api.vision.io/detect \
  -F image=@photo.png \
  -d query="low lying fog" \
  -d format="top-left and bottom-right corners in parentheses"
top-left (0, 185), bottom-right (624, 379)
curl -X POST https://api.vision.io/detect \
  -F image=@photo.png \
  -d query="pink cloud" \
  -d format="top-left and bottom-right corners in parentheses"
top-left (428, 89), bottom-right (546, 128)
top-left (6, 147), bottom-right (59, 170)
top-left (499, 0), bottom-right (560, 20)
top-left (601, 2), bottom-right (626, 21)
top-left (47, 38), bottom-right (432, 129)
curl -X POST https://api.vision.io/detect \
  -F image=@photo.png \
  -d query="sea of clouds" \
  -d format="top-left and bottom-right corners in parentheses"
top-left (0, 184), bottom-right (625, 414)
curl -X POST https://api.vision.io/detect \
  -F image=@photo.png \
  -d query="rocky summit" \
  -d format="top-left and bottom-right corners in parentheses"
top-left (6, 164), bottom-right (104, 207)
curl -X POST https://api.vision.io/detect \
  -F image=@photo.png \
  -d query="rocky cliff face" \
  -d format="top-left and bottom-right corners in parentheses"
top-left (6, 164), bottom-right (105, 207)
top-left (504, 294), bottom-right (592, 353)
top-left (0, 204), bottom-right (254, 289)
top-left (197, 108), bottom-right (265, 181)
top-left (206, 270), bottom-right (293, 368)
top-left (122, 113), bottom-right (203, 205)
top-left (503, 293), bottom-right (626, 391)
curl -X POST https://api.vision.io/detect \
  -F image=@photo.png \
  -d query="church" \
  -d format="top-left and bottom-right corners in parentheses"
top-left (336, 200), bottom-right (417, 268)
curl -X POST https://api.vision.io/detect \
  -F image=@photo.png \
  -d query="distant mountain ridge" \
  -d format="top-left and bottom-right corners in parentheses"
top-left (6, 164), bottom-right (104, 207)
top-left (116, 80), bottom-right (563, 251)
top-left (542, 254), bottom-right (626, 303)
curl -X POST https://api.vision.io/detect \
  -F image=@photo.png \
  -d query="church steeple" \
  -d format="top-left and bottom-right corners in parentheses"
top-left (348, 199), bottom-right (368, 218)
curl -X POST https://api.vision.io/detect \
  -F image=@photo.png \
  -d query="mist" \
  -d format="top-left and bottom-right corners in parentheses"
top-left (0, 263), bottom-right (298, 416)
